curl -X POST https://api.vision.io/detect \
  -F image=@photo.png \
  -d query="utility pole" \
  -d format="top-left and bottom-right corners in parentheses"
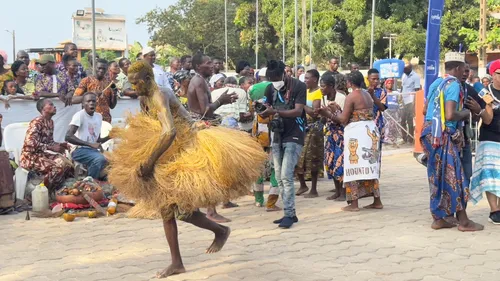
top-left (301, 0), bottom-right (306, 64)
top-left (5, 30), bottom-right (15, 61)
top-left (294, 0), bottom-right (298, 77)
top-left (282, 0), bottom-right (285, 62)
top-left (91, 0), bottom-right (97, 76)
top-left (369, 0), bottom-right (376, 68)
top-left (309, 0), bottom-right (312, 65)
top-left (225, 0), bottom-right (228, 69)
top-left (479, 0), bottom-right (487, 74)
top-left (383, 33), bottom-right (397, 59)
top-left (256, 0), bottom-right (259, 68)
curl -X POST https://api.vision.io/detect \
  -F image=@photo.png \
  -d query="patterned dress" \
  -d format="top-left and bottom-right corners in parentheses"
top-left (19, 116), bottom-right (74, 191)
top-left (75, 76), bottom-right (115, 123)
top-left (344, 109), bottom-right (380, 201)
top-left (295, 88), bottom-right (324, 179)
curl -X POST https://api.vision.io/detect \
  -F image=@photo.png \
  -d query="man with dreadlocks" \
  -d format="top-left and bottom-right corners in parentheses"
top-left (107, 61), bottom-right (266, 278)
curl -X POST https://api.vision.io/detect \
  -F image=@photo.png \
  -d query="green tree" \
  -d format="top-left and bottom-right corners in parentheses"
top-left (137, 0), bottom-right (254, 69)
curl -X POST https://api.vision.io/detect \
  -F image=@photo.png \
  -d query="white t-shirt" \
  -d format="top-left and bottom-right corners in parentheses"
top-left (212, 87), bottom-right (252, 131)
top-left (69, 109), bottom-right (103, 147)
top-left (153, 64), bottom-right (172, 91)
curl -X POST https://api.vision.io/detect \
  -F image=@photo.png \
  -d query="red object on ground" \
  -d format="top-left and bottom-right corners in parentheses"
top-left (50, 198), bottom-right (109, 210)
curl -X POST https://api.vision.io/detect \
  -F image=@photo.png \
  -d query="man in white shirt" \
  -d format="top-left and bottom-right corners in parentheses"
top-left (401, 63), bottom-right (421, 143)
top-left (66, 92), bottom-right (110, 180)
top-left (212, 76), bottom-right (253, 132)
top-left (142, 47), bottom-right (173, 91)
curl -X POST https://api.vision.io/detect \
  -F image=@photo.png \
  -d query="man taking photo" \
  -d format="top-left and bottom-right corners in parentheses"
top-left (259, 60), bottom-right (306, 229)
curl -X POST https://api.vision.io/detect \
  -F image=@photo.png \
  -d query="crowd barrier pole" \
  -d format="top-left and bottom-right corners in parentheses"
top-left (413, 90), bottom-right (425, 157)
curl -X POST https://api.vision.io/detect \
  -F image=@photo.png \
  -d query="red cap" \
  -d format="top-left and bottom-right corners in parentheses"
top-left (489, 60), bottom-right (500, 75)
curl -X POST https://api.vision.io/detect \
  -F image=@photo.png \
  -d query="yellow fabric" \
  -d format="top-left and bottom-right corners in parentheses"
top-left (108, 86), bottom-right (267, 219)
top-left (306, 88), bottom-right (323, 107)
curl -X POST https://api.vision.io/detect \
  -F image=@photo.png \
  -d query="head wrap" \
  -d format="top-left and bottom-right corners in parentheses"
top-left (0, 50), bottom-right (7, 65)
top-left (173, 70), bottom-right (192, 83)
top-left (209, 73), bottom-right (225, 88)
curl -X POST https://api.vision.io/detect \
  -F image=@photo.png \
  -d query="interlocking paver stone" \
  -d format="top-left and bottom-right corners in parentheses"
top-left (2, 154), bottom-right (499, 281)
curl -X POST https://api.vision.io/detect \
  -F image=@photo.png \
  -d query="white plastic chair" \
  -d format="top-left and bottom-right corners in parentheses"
top-left (100, 121), bottom-right (114, 151)
top-left (3, 123), bottom-right (30, 200)
top-left (111, 118), bottom-right (126, 128)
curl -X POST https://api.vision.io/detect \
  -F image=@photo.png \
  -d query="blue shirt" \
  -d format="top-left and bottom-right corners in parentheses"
top-left (425, 77), bottom-right (461, 130)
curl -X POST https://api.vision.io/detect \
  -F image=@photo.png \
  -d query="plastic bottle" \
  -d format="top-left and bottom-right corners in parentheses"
top-left (107, 198), bottom-right (117, 215)
top-left (32, 183), bottom-right (49, 212)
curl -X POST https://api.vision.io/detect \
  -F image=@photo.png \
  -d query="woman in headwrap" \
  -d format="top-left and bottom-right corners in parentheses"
top-left (173, 70), bottom-right (192, 109)
top-left (0, 51), bottom-right (14, 93)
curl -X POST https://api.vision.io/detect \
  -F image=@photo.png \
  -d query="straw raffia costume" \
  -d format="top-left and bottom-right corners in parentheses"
top-left (108, 62), bottom-right (267, 219)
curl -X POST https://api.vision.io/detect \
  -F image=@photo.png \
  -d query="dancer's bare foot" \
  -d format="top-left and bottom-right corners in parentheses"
top-left (341, 205), bottom-right (360, 212)
top-left (156, 263), bottom-right (186, 279)
top-left (363, 203), bottom-right (384, 209)
top-left (206, 226), bottom-right (231, 253)
top-left (458, 220), bottom-right (484, 232)
top-left (431, 219), bottom-right (455, 230)
top-left (326, 194), bottom-right (340, 200)
top-left (304, 191), bottom-right (319, 198)
top-left (206, 213), bottom-right (231, 223)
top-left (266, 206), bottom-right (282, 212)
top-left (295, 186), bottom-right (309, 196)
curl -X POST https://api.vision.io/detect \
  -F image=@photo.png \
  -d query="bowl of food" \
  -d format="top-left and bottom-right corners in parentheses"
top-left (56, 180), bottom-right (104, 204)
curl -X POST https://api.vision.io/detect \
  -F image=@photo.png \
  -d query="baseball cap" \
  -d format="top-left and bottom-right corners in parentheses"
top-left (489, 60), bottom-right (500, 75)
top-left (38, 54), bottom-right (55, 64)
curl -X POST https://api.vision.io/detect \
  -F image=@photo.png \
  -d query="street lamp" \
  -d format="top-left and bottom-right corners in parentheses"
top-left (383, 33), bottom-right (398, 58)
top-left (5, 30), bottom-right (15, 62)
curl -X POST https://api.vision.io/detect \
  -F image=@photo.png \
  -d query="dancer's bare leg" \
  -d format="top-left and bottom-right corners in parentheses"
top-left (156, 218), bottom-right (186, 279)
top-left (206, 206), bottom-right (231, 223)
top-left (183, 211), bottom-right (231, 253)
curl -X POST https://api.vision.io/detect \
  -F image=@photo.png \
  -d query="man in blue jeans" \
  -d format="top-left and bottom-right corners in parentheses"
top-left (259, 60), bottom-right (306, 229)
top-left (66, 92), bottom-right (110, 180)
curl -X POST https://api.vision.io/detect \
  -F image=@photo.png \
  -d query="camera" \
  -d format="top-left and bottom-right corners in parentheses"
top-left (270, 116), bottom-right (284, 133)
top-left (254, 101), bottom-right (267, 114)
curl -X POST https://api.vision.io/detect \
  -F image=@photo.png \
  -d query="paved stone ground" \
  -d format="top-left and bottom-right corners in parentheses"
top-left (1, 153), bottom-right (499, 281)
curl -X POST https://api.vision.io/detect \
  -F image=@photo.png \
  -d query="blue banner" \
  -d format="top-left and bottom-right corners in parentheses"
top-left (424, 0), bottom-right (444, 99)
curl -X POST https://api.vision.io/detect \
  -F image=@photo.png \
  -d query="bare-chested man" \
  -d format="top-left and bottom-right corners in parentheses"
top-left (187, 52), bottom-right (238, 223)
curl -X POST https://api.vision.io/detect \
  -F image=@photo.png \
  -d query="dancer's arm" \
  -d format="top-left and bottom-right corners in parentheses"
top-left (139, 92), bottom-right (177, 178)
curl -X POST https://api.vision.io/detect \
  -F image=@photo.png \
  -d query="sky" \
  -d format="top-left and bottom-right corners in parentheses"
top-left (1, 0), bottom-right (177, 63)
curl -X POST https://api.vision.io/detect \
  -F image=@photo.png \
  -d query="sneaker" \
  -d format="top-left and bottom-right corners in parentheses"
top-left (416, 153), bottom-right (427, 167)
top-left (273, 216), bottom-right (298, 224)
top-left (488, 212), bottom-right (500, 225)
top-left (278, 216), bottom-right (295, 229)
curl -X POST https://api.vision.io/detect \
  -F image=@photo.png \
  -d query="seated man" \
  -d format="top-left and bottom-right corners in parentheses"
top-left (66, 92), bottom-right (110, 180)
top-left (20, 99), bottom-right (73, 193)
